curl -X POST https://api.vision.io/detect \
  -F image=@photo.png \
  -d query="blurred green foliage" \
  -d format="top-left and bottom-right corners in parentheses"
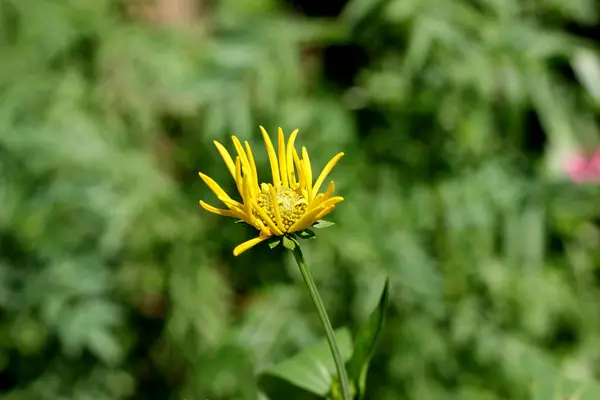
top-left (1, 0), bottom-right (600, 399)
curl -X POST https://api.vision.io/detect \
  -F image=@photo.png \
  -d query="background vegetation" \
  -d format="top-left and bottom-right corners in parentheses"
top-left (1, 0), bottom-right (600, 398)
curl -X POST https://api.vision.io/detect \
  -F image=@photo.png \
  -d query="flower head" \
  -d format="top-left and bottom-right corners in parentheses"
top-left (199, 126), bottom-right (344, 256)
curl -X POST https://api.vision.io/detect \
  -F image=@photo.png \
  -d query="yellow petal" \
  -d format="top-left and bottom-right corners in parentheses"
top-left (321, 196), bottom-right (344, 209)
top-left (242, 168), bottom-right (253, 219)
top-left (217, 196), bottom-right (248, 218)
top-left (286, 129), bottom-right (299, 188)
top-left (306, 197), bottom-right (342, 228)
top-left (290, 171), bottom-right (297, 188)
top-left (251, 200), bottom-right (283, 236)
top-left (245, 141), bottom-right (259, 197)
top-left (313, 152), bottom-right (344, 195)
top-left (254, 219), bottom-right (271, 237)
top-left (306, 193), bottom-right (325, 213)
top-left (209, 197), bottom-right (254, 226)
top-left (302, 147), bottom-right (313, 200)
top-left (269, 184), bottom-right (286, 232)
top-left (233, 235), bottom-right (270, 256)
top-left (232, 136), bottom-right (252, 187)
top-left (321, 181), bottom-right (335, 201)
top-left (260, 126), bottom-right (281, 187)
top-left (288, 204), bottom-right (325, 233)
top-left (278, 128), bottom-right (289, 188)
top-left (293, 148), bottom-right (306, 191)
top-left (314, 205), bottom-right (335, 221)
top-left (199, 200), bottom-right (236, 217)
top-left (294, 204), bottom-right (337, 232)
top-left (199, 172), bottom-right (236, 204)
top-left (213, 141), bottom-right (236, 179)
top-left (234, 157), bottom-right (244, 198)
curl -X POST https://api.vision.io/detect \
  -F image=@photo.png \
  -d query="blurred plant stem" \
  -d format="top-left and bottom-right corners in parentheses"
top-left (291, 241), bottom-right (352, 400)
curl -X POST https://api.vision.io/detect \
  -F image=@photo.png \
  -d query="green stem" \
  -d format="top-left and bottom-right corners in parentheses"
top-left (290, 242), bottom-right (352, 400)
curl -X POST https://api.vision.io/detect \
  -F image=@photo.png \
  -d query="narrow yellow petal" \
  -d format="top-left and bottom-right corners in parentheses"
top-left (269, 184), bottom-right (286, 232)
top-left (306, 193), bottom-right (324, 212)
top-left (234, 157), bottom-right (244, 198)
top-left (314, 205), bottom-right (335, 222)
top-left (286, 129), bottom-right (299, 188)
top-left (233, 235), bottom-right (270, 256)
top-left (232, 136), bottom-right (251, 183)
top-left (293, 148), bottom-right (306, 191)
top-left (313, 152), bottom-right (344, 195)
top-left (251, 200), bottom-right (284, 236)
top-left (217, 196), bottom-right (247, 217)
top-left (242, 169), bottom-right (253, 218)
top-left (199, 172), bottom-right (235, 203)
top-left (320, 196), bottom-right (344, 210)
top-left (321, 181), bottom-right (335, 201)
top-left (294, 204), bottom-right (337, 232)
top-left (302, 147), bottom-right (313, 200)
top-left (290, 172), bottom-right (297, 188)
top-left (254, 219), bottom-right (271, 237)
top-left (302, 195), bottom-right (342, 223)
top-left (288, 205), bottom-right (325, 233)
top-left (278, 128), bottom-right (289, 188)
top-left (245, 141), bottom-right (259, 197)
top-left (305, 182), bottom-right (337, 213)
top-left (199, 200), bottom-right (236, 217)
top-left (214, 197), bottom-right (255, 226)
top-left (259, 126), bottom-right (281, 187)
top-left (213, 141), bottom-right (236, 179)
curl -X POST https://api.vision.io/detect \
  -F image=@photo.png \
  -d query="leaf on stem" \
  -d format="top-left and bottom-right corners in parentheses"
top-left (297, 229), bottom-right (316, 239)
top-left (282, 235), bottom-right (297, 250)
top-left (313, 220), bottom-right (335, 229)
top-left (345, 278), bottom-right (390, 399)
top-left (259, 328), bottom-right (353, 396)
top-left (268, 237), bottom-right (281, 249)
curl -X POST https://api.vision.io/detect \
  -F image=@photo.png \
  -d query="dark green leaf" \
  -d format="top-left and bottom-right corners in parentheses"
top-left (297, 229), bottom-right (316, 239)
top-left (313, 220), bottom-right (335, 229)
top-left (346, 278), bottom-right (390, 399)
top-left (268, 238), bottom-right (281, 249)
top-left (282, 235), bottom-right (297, 251)
top-left (260, 328), bottom-right (353, 396)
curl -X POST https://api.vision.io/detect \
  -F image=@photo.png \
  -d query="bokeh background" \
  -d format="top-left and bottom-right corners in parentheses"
top-left (2, 0), bottom-right (600, 399)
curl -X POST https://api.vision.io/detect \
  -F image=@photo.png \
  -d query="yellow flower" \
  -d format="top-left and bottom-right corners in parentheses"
top-left (199, 126), bottom-right (344, 256)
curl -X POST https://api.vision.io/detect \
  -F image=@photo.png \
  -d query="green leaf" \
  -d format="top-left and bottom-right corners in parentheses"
top-left (282, 235), bottom-right (297, 251)
top-left (313, 220), bottom-right (335, 229)
top-left (297, 229), bottom-right (316, 239)
top-left (257, 391), bottom-right (271, 400)
top-left (260, 328), bottom-right (353, 396)
top-left (346, 278), bottom-right (390, 399)
top-left (268, 238), bottom-right (281, 249)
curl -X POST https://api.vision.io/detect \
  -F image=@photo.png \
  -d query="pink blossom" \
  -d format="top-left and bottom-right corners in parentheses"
top-left (566, 149), bottom-right (600, 182)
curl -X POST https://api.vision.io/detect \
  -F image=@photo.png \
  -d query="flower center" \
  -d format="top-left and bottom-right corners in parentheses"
top-left (256, 185), bottom-right (307, 231)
